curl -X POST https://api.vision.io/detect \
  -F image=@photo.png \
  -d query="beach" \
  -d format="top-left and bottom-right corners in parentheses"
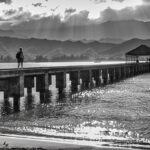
top-left (0, 134), bottom-right (144, 150)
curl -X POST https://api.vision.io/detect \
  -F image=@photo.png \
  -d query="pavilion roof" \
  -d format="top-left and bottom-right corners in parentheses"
top-left (126, 45), bottom-right (150, 56)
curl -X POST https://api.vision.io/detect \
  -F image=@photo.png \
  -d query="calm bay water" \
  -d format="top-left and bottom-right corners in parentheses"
top-left (0, 62), bottom-right (150, 149)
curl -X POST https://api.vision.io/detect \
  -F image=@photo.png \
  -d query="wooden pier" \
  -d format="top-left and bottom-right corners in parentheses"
top-left (0, 62), bottom-right (150, 110)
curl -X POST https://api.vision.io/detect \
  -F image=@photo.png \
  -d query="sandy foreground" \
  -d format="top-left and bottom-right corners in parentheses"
top-left (0, 134), bottom-right (139, 150)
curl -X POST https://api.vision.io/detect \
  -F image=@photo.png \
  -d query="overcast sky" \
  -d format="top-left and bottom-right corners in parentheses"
top-left (0, 0), bottom-right (150, 40)
top-left (0, 0), bottom-right (148, 24)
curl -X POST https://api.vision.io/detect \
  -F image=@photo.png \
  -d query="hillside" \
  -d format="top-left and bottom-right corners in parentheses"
top-left (1, 36), bottom-right (149, 61)
top-left (101, 38), bottom-right (150, 60)
top-left (0, 37), bottom-right (116, 61)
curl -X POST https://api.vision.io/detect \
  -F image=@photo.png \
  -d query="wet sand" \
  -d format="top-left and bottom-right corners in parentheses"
top-left (0, 134), bottom-right (135, 150)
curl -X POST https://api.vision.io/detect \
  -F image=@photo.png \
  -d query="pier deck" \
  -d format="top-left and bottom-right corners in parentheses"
top-left (0, 62), bottom-right (149, 104)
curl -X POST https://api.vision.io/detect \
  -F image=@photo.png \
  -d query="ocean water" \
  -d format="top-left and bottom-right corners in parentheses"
top-left (0, 62), bottom-right (150, 149)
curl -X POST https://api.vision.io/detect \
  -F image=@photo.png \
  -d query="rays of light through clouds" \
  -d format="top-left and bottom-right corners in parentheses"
top-left (0, 0), bottom-right (148, 40)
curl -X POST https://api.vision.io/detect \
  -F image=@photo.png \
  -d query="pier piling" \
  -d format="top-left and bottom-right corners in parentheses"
top-left (70, 71), bottom-right (80, 92)
top-left (0, 62), bottom-right (149, 104)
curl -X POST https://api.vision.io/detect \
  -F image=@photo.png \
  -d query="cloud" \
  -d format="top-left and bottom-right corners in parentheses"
top-left (65, 8), bottom-right (76, 14)
top-left (100, 7), bottom-right (132, 22)
top-left (12, 11), bottom-right (90, 31)
top-left (65, 10), bottom-right (91, 26)
top-left (143, 0), bottom-right (150, 3)
top-left (2, 7), bottom-right (32, 22)
top-left (0, 0), bottom-right (12, 4)
top-left (1, 8), bottom-right (42, 27)
top-left (0, 0), bottom-right (150, 41)
top-left (8, 11), bottom-right (92, 40)
top-left (91, 0), bottom-right (126, 4)
top-left (112, 0), bottom-right (125, 2)
top-left (3, 9), bottom-right (17, 16)
top-left (3, 5), bottom-right (150, 41)
top-left (90, 0), bottom-right (106, 4)
top-left (13, 12), bottom-right (33, 22)
top-left (6, 3), bottom-right (150, 30)
top-left (100, 4), bottom-right (150, 22)
top-left (32, 3), bottom-right (43, 7)
top-left (1, 0), bottom-right (150, 28)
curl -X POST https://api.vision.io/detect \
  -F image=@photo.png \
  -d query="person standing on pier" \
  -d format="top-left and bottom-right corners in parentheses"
top-left (16, 48), bottom-right (24, 68)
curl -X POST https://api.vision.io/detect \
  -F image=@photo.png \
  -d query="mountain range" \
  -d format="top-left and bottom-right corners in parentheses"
top-left (0, 36), bottom-right (149, 61)
top-left (0, 37), bottom-right (116, 60)
top-left (101, 38), bottom-right (150, 60)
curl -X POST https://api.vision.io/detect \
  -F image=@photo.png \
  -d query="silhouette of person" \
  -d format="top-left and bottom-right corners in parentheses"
top-left (136, 59), bottom-right (139, 63)
top-left (16, 48), bottom-right (24, 68)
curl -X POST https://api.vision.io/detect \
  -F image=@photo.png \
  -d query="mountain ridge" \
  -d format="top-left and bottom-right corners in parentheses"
top-left (0, 36), bottom-right (149, 61)
top-left (0, 36), bottom-right (116, 60)
top-left (101, 38), bottom-right (150, 60)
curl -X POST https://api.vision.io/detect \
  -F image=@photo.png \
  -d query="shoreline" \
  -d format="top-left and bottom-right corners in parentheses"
top-left (0, 133), bottom-right (137, 150)
top-left (0, 133), bottom-right (150, 150)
